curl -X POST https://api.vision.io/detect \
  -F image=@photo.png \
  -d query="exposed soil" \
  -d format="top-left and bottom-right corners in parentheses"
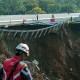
top-left (0, 22), bottom-right (80, 80)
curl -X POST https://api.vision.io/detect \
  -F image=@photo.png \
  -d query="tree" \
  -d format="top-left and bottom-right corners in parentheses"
top-left (28, 6), bottom-right (46, 14)
top-left (0, 0), bottom-right (11, 14)
top-left (39, 0), bottom-right (54, 13)
top-left (9, 0), bottom-right (26, 14)
top-left (23, 0), bottom-right (39, 13)
top-left (0, 0), bottom-right (26, 15)
top-left (60, 2), bottom-right (78, 13)
top-left (0, 0), bottom-right (80, 14)
top-left (52, 4), bottom-right (62, 13)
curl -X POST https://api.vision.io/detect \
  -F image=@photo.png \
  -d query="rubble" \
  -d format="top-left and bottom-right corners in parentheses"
top-left (0, 22), bottom-right (80, 80)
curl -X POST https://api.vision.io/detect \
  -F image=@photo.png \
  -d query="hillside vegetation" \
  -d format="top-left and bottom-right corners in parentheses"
top-left (0, 0), bottom-right (80, 15)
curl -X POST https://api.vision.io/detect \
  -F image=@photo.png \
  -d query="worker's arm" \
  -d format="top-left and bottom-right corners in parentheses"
top-left (20, 67), bottom-right (32, 80)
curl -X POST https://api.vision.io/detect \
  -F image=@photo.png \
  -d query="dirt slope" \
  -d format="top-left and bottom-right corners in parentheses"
top-left (0, 22), bottom-right (80, 80)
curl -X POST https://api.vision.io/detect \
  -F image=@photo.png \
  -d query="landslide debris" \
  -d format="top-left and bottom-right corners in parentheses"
top-left (0, 22), bottom-right (80, 80)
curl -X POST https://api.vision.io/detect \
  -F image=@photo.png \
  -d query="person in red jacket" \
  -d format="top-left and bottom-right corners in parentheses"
top-left (0, 43), bottom-right (32, 80)
top-left (50, 14), bottom-right (55, 22)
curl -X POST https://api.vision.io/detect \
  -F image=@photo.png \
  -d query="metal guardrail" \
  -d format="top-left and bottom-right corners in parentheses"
top-left (0, 13), bottom-right (80, 26)
top-left (0, 13), bottom-right (79, 39)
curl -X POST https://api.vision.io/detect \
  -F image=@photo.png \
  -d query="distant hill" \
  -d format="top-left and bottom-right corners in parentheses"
top-left (0, 0), bottom-right (80, 15)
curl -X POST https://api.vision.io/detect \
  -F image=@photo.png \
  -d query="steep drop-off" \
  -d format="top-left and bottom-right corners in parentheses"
top-left (0, 22), bottom-right (80, 80)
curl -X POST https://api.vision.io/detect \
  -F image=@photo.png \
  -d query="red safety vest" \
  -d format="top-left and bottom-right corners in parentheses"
top-left (50, 18), bottom-right (55, 22)
top-left (3, 56), bottom-right (27, 80)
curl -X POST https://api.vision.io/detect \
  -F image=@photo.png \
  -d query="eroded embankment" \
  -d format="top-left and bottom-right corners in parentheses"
top-left (0, 22), bottom-right (80, 80)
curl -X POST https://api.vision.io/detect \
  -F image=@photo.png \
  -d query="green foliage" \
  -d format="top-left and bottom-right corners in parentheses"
top-left (60, 3), bottom-right (78, 13)
top-left (28, 6), bottom-right (46, 14)
top-left (39, 0), bottom-right (54, 13)
top-left (0, 0), bottom-right (26, 14)
top-left (0, 0), bottom-right (80, 14)
top-left (23, 0), bottom-right (39, 13)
